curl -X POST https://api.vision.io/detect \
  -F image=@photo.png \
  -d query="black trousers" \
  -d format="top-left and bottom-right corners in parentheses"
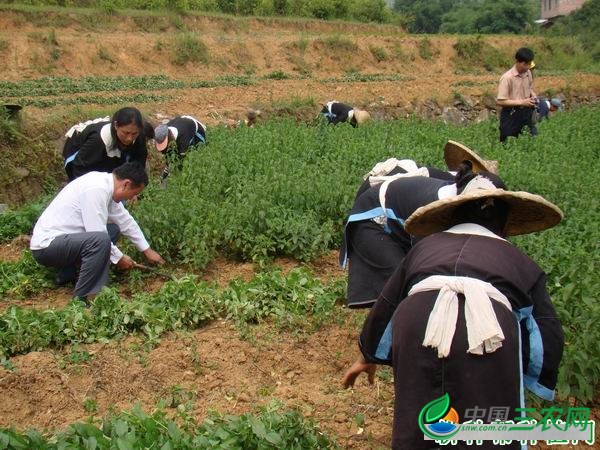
top-left (391, 292), bottom-right (521, 450)
top-left (499, 107), bottom-right (533, 143)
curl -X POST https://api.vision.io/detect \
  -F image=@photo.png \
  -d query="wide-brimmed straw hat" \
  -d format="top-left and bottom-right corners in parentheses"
top-left (353, 109), bottom-right (371, 125)
top-left (444, 140), bottom-right (499, 174)
top-left (405, 187), bottom-right (563, 237)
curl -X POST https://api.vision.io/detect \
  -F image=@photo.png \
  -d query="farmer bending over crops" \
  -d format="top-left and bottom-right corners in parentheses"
top-left (340, 162), bottom-right (505, 309)
top-left (63, 107), bottom-right (149, 182)
top-left (154, 115), bottom-right (207, 181)
top-left (355, 140), bottom-right (499, 199)
top-left (30, 163), bottom-right (165, 306)
top-left (343, 186), bottom-right (564, 450)
top-left (320, 101), bottom-right (370, 127)
top-left (496, 47), bottom-right (537, 142)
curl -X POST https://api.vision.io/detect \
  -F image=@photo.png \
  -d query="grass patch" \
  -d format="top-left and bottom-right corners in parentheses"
top-left (534, 37), bottom-right (600, 72)
top-left (97, 46), bottom-right (115, 63)
top-left (418, 37), bottom-right (436, 60)
top-left (172, 32), bottom-right (209, 66)
top-left (314, 35), bottom-right (358, 53)
top-left (264, 70), bottom-right (293, 80)
top-left (453, 36), bottom-right (509, 73)
top-left (272, 95), bottom-right (316, 110)
top-left (369, 44), bottom-right (388, 62)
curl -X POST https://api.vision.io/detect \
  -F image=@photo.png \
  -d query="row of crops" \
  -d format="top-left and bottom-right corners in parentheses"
top-left (0, 73), bottom-right (415, 108)
top-left (0, 402), bottom-right (336, 449)
top-left (1, 108), bottom-right (599, 404)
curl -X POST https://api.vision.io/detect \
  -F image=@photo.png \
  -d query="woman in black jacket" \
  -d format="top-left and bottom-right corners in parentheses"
top-left (63, 107), bottom-right (148, 181)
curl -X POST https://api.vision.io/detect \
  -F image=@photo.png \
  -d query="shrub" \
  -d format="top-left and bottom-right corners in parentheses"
top-left (172, 33), bottom-right (209, 66)
top-left (369, 44), bottom-right (387, 62)
top-left (418, 37), bottom-right (434, 60)
top-left (453, 36), bottom-right (508, 74)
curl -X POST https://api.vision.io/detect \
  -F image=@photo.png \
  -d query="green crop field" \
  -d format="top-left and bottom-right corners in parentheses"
top-left (0, 106), bottom-right (598, 446)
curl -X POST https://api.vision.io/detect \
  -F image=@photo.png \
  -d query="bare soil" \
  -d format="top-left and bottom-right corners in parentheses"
top-left (0, 317), bottom-right (397, 448)
top-left (1, 243), bottom-right (597, 449)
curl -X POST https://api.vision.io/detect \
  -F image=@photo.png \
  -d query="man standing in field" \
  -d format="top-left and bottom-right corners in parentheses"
top-left (496, 47), bottom-right (537, 142)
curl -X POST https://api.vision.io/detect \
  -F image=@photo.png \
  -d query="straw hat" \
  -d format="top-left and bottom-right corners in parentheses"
top-left (405, 187), bottom-right (563, 237)
top-left (444, 140), bottom-right (499, 174)
top-left (353, 109), bottom-right (371, 125)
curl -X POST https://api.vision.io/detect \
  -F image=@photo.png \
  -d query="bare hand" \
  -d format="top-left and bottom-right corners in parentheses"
top-left (117, 255), bottom-right (135, 270)
top-left (143, 248), bottom-right (165, 265)
top-left (523, 98), bottom-right (536, 108)
top-left (342, 356), bottom-right (377, 388)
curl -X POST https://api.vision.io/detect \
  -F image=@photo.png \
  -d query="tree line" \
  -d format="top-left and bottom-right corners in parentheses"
top-left (4, 0), bottom-right (599, 40)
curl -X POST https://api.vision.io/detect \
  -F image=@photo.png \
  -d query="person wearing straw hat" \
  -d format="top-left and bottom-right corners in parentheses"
top-left (320, 101), bottom-right (370, 128)
top-left (340, 164), bottom-right (506, 308)
top-left (154, 115), bottom-right (207, 181)
top-left (342, 182), bottom-right (564, 450)
top-left (355, 140), bottom-right (499, 200)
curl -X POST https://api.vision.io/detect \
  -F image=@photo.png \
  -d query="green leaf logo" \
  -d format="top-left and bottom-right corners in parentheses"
top-left (418, 394), bottom-right (460, 441)
top-left (424, 393), bottom-right (450, 423)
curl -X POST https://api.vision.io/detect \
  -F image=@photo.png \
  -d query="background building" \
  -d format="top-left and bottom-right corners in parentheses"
top-left (540, 0), bottom-right (587, 20)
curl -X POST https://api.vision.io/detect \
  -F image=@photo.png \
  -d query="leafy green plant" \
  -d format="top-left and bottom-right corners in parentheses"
top-left (0, 402), bottom-right (337, 449)
top-left (0, 268), bottom-right (343, 358)
top-left (0, 251), bottom-right (53, 298)
top-left (83, 398), bottom-right (98, 414)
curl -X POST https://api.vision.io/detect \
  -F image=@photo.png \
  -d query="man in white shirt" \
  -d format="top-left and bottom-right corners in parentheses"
top-left (30, 163), bottom-right (164, 304)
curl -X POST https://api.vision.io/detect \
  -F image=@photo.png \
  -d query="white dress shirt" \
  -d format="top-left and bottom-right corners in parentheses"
top-left (30, 172), bottom-right (150, 264)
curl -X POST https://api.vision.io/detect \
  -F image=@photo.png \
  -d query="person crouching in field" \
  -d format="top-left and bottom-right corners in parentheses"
top-left (355, 140), bottom-right (499, 199)
top-left (531, 97), bottom-right (563, 136)
top-left (343, 185), bottom-right (564, 450)
top-left (30, 163), bottom-right (164, 306)
top-left (496, 47), bottom-right (537, 143)
top-left (154, 115), bottom-right (207, 181)
top-left (340, 162), bottom-right (506, 309)
top-left (63, 107), bottom-right (150, 182)
top-left (321, 101), bottom-right (370, 127)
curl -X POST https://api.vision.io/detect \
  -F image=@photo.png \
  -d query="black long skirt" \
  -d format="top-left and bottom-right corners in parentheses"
top-left (346, 220), bottom-right (408, 308)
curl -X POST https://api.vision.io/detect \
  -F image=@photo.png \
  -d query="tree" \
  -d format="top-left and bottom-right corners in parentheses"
top-left (440, 0), bottom-right (535, 34)
top-left (395, 0), bottom-right (457, 33)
